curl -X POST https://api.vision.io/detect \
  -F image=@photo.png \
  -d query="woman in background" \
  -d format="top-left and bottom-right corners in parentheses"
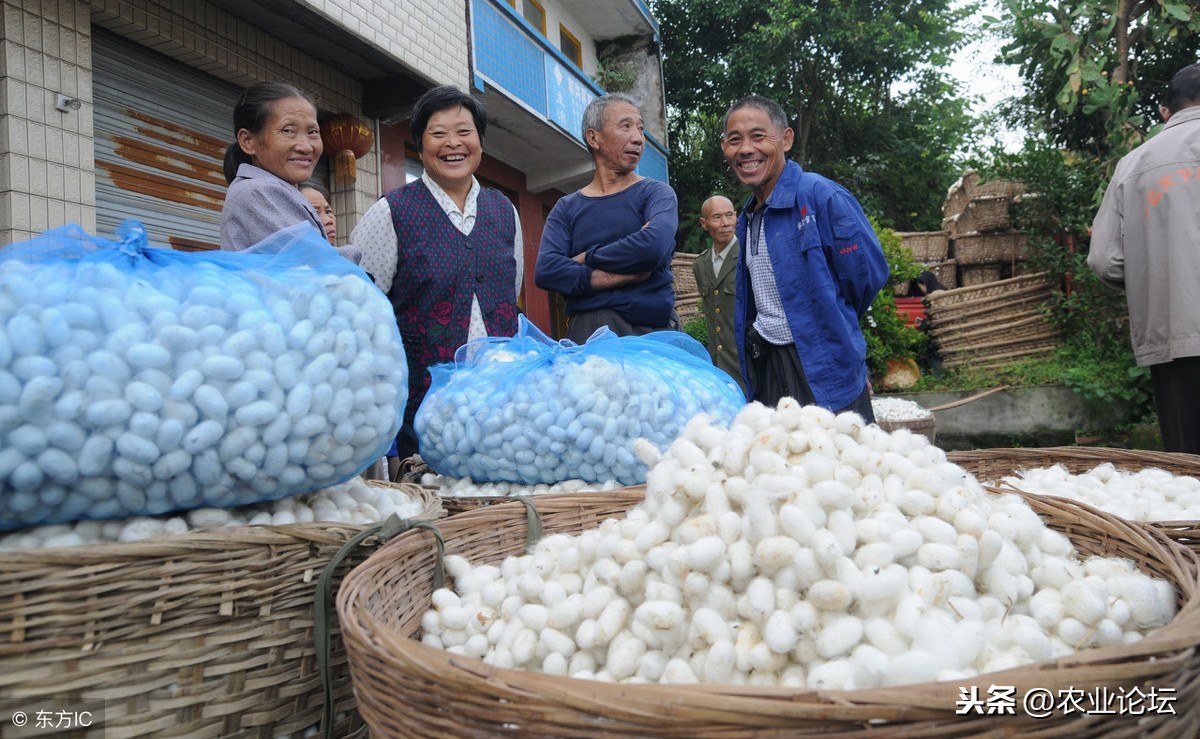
top-left (301, 182), bottom-right (338, 246)
top-left (220, 82), bottom-right (360, 264)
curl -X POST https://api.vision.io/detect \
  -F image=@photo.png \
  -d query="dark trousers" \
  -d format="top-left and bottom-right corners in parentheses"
top-left (566, 307), bottom-right (680, 344)
top-left (744, 326), bottom-right (875, 423)
top-left (1151, 356), bottom-right (1200, 454)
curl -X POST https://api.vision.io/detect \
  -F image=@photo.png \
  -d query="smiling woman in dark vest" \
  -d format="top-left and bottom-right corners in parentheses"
top-left (351, 86), bottom-right (523, 462)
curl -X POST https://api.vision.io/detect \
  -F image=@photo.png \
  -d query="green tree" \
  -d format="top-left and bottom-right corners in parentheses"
top-left (653, 0), bottom-right (982, 244)
top-left (993, 0), bottom-right (1200, 165)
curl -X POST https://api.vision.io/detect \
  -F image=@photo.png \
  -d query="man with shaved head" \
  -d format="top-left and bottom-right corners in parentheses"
top-left (693, 195), bottom-right (746, 394)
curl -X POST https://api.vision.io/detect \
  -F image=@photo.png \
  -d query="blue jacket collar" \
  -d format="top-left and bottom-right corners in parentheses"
top-left (739, 160), bottom-right (803, 216)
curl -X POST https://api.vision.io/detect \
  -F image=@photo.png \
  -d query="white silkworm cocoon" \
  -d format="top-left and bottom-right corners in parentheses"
top-left (884, 650), bottom-right (939, 687)
top-left (807, 658), bottom-right (854, 690)
top-left (916, 543), bottom-right (960, 572)
top-left (807, 579), bottom-right (853, 611)
top-left (864, 617), bottom-right (909, 655)
top-left (1120, 576), bottom-right (1176, 628)
top-left (660, 658), bottom-right (699, 684)
top-left (854, 541), bottom-right (895, 570)
top-left (1061, 579), bottom-right (1107, 625)
top-left (606, 633), bottom-right (647, 680)
top-left (816, 616), bottom-right (864, 659)
top-left (763, 609), bottom-right (798, 654)
top-left (754, 535), bottom-right (800, 574)
top-left (850, 643), bottom-right (890, 689)
top-left (686, 536), bottom-right (726, 572)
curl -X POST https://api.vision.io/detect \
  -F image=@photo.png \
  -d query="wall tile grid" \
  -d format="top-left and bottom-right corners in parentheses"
top-left (319, 0), bottom-right (468, 88)
top-left (0, 0), bottom-right (94, 243)
top-left (0, 0), bottom-right (460, 246)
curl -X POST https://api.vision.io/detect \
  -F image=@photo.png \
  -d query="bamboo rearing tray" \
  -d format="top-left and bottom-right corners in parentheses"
top-left (0, 481), bottom-right (442, 738)
top-left (895, 231), bottom-right (950, 262)
top-left (949, 447), bottom-right (1200, 551)
top-left (338, 488), bottom-right (1200, 737)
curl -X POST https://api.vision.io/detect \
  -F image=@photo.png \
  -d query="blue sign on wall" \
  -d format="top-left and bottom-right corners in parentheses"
top-left (545, 55), bottom-right (593, 141)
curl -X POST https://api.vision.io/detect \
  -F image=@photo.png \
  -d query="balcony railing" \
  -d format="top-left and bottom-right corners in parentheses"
top-left (471, 0), bottom-right (668, 184)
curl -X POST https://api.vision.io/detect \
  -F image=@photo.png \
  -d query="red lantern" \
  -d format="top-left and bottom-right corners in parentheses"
top-left (321, 114), bottom-right (374, 186)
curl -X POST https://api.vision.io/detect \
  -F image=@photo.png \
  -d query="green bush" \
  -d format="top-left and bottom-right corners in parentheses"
top-left (682, 298), bottom-right (707, 345)
top-left (973, 143), bottom-right (1154, 425)
top-left (862, 222), bottom-right (928, 384)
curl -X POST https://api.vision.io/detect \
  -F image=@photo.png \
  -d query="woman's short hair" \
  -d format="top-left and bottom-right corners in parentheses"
top-left (223, 82), bottom-right (317, 184)
top-left (581, 93), bottom-right (638, 152)
top-left (300, 181), bottom-right (331, 201)
top-left (410, 86), bottom-right (488, 154)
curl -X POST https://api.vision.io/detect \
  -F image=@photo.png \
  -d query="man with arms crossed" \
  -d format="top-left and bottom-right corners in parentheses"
top-left (535, 94), bottom-right (679, 343)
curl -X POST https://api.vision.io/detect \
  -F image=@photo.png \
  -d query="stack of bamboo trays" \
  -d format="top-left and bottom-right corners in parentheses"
top-left (924, 273), bottom-right (1060, 370)
top-left (943, 170), bottom-right (1031, 288)
top-left (671, 251), bottom-right (701, 322)
top-left (894, 230), bottom-right (956, 289)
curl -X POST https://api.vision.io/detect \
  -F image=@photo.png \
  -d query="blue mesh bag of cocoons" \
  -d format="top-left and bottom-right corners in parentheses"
top-left (414, 315), bottom-right (745, 485)
top-left (0, 220), bottom-right (405, 529)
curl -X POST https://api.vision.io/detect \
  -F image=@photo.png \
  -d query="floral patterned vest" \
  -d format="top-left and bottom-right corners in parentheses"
top-left (385, 180), bottom-right (518, 424)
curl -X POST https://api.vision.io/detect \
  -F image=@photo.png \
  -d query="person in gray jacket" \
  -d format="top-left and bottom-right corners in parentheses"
top-left (1089, 63), bottom-right (1200, 453)
top-left (220, 82), bottom-right (361, 265)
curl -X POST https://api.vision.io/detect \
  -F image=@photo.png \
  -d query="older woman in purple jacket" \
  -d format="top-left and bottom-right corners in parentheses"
top-left (219, 82), bottom-right (361, 265)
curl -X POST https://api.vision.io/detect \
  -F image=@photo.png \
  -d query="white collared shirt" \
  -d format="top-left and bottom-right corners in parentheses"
top-left (351, 173), bottom-right (524, 342)
top-left (711, 239), bottom-right (732, 275)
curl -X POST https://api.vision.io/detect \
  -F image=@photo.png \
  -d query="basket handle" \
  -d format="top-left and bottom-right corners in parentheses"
top-left (515, 496), bottom-right (544, 553)
top-left (315, 514), bottom-right (445, 739)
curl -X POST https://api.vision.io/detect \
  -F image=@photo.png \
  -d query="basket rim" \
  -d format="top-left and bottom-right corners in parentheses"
top-left (0, 480), bottom-right (443, 563)
top-left (337, 488), bottom-right (1200, 734)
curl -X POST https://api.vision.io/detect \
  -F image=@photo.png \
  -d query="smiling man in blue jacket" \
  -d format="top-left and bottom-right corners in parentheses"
top-left (721, 95), bottom-right (888, 421)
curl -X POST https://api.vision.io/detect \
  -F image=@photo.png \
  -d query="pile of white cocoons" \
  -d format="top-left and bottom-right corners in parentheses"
top-left (0, 476), bottom-right (427, 550)
top-left (1000, 463), bottom-right (1200, 522)
top-left (871, 397), bottom-right (933, 422)
top-left (0, 253), bottom-right (406, 528)
top-left (420, 399), bottom-right (1177, 689)
top-left (416, 353), bottom-right (741, 486)
top-left (420, 472), bottom-right (624, 499)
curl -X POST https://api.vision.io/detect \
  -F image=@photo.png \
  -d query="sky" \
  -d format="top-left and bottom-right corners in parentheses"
top-left (948, 1), bottom-right (1028, 151)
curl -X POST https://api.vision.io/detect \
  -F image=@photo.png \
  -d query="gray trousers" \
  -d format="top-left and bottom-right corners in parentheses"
top-left (566, 307), bottom-right (681, 344)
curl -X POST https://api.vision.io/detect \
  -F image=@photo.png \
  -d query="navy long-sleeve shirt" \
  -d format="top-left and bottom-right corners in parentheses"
top-left (534, 178), bottom-right (679, 327)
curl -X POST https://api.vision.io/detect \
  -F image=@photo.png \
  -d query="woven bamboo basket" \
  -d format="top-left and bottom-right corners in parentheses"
top-left (958, 263), bottom-right (1002, 287)
top-left (939, 335), bottom-right (1061, 369)
top-left (949, 447), bottom-right (1200, 550)
top-left (896, 231), bottom-right (950, 262)
top-left (958, 196), bottom-right (1012, 234)
top-left (876, 414), bottom-right (936, 445)
top-left (931, 311), bottom-right (1058, 351)
top-left (943, 171), bottom-right (1026, 221)
top-left (338, 489), bottom-right (1200, 737)
top-left (0, 481), bottom-right (442, 738)
top-left (925, 258), bottom-right (957, 288)
top-left (672, 252), bottom-right (701, 322)
top-left (926, 285), bottom-right (1051, 328)
top-left (927, 301), bottom-right (1044, 337)
top-left (952, 231), bottom-right (1029, 266)
top-left (925, 272), bottom-right (1052, 312)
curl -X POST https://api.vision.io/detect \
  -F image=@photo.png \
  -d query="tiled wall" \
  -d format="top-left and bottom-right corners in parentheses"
top-left (0, 0), bottom-right (95, 244)
top-left (1, 0), bottom-right (469, 246)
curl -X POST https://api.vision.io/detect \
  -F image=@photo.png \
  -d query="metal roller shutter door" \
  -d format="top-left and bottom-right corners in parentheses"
top-left (92, 29), bottom-right (240, 251)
